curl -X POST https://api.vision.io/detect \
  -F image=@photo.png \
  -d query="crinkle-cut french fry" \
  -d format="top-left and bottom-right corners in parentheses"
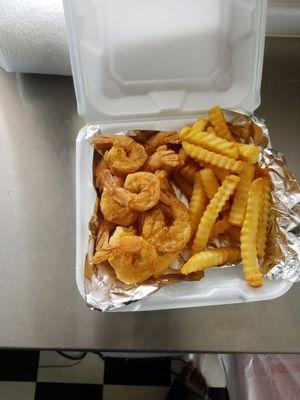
top-left (181, 247), bottom-right (241, 275)
top-left (210, 166), bottom-right (230, 182)
top-left (199, 168), bottom-right (219, 199)
top-left (208, 106), bottom-right (233, 141)
top-left (256, 178), bottom-right (271, 260)
top-left (189, 172), bottom-right (207, 236)
top-left (182, 129), bottom-right (239, 159)
top-left (210, 214), bottom-right (231, 238)
top-left (179, 126), bottom-right (192, 141)
top-left (182, 142), bottom-right (244, 174)
top-left (241, 178), bottom-right (265, 287)
top-left (180, 161), bottom-right (199, 184)
top-left (178, 148), bottom-right (188, 164)
top-left (171, 174), bottom-right (193, 200)
top-left (229, 164), bottom-right (255, 227)
top-left (237, 143), bottom-right (260, 164)
top-left (192, 175), bottom-right (240, 253)
top-left (192, 118), bottom-right (208, 131)
top-left (207, 126), bottom-right (216, 135)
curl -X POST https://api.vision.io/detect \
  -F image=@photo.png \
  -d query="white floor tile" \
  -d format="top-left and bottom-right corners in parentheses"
top-left (199, 354), bottom-right (226, 388)
top-left (103, 385), bottom-right (169, 400)
top-left (37, 351), bottom-right (104, 384)
top-left (0, 382), bottom-right (35, 400)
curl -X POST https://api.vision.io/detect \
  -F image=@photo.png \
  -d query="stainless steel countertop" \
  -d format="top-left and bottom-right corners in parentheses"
top-left (0, 37), bottom-right (299, 352)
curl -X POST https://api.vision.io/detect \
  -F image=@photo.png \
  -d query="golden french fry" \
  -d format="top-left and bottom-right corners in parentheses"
top-left (182, 142), bottom-right (244, 174)
top-left (181, 129), bottom-right (239, 159)
top-left (189, 172), bottom-right (207, 236)
top-left (179, 126), bottom-right (192, 141)
top-left (178, 148), bottom-right (188, 164)
top-left (180, 161), bottom-right (199, 184)
top-left (237, 143), bottom-right (260, 164)
top-left (181, 247), bottom-right (241, 275)
top-left (199, 168), bottom-right (219, 199)
top-left (229, 164), bottom-right (255, 227)
top-left (207, 126), bottom-right (216, 135)
top-left (192, 175), bottom-right (240, 253)
top-left (241, 178), bottom-right (265, 287)
top-left (210, 214), bottom-right (231, 238)
top-left (192, 118), bottom-right (208, 131)
top-left (208, 106), bottom-right (233, 141)
top-left (210, 166), bottom-right (230, 182)
top-left (171, 174), bottom-right (193, 200)
top-left (256, 178), bottom-right (271, 259)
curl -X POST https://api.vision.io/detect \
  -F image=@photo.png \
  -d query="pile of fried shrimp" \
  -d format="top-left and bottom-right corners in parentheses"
top-left (89, 106), bottom-right (272, 288)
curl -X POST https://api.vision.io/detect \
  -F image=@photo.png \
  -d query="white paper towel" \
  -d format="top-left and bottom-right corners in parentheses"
top-left (0, 0), bottom-right (71, 75)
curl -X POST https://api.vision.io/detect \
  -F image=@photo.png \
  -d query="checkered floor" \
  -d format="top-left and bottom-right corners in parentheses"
top-left (0, 350), bottom-right (229, 400)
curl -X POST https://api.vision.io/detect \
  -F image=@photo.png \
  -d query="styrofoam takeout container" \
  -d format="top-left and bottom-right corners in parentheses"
top-left (63, 0), bottom-right (292, 311)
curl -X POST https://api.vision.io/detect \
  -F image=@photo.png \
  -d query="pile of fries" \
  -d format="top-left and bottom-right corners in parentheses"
top-left (179, 107), bottom-right (270, 287)
top-left (89, 106), bottom-right (272, 288)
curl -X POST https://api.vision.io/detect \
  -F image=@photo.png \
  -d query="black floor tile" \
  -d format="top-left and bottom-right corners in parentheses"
top-left (104, 357), bottom-right (171, 386)
top-left (166, 378), bottom-right (200, 400)
top-left (209, 387), bottom-right (230, 400)
top-left (0, 350), bottom-right (39, 381)
top-left (166, 378), bottom-right (229, 400)
top-left (35, 382), bottom-right (102, 400)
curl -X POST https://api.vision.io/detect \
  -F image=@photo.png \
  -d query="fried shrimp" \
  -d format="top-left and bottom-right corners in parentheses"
top-left (100, 189), bottom-right (139, 226)
top-left (154, 252), bottom-right (178, 278)
top-left (142, 192), bottom-right (191, 253)
top-left (155, 170), bottom-right (174, 193)
top-left (90, 134), bottom-right (121, 152)
top-left (94, 159), bottom-right (124, 190)
top-left (144, 145), bottom-right (181, 173)
top-left (145, 131), bottom-right (180, 155)
top-left (95, 218), bottom-right (116, 252)
top-left (110, 226), bottom-right (136, 242)
top-left (91, 135), bottom-right (147, 175)
top-left (105, 171), bottom-right (160, 212)
top-left (92, 235), bottom-right (158, 284)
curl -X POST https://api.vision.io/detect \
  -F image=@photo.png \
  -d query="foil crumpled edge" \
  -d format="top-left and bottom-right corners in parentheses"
top-left (248, 115), bottom-right (300, 281)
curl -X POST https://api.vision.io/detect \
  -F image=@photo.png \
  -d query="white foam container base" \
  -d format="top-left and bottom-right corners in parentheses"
top-left (76, 121), bottom-right (292, 312)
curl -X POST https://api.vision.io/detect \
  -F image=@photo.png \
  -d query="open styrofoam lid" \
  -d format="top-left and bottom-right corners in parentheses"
top-left (63, 0), bottom-right (267, 124)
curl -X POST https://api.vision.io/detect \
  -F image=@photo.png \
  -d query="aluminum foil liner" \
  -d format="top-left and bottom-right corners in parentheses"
top-left (84, 113), bottom-right (300, 311)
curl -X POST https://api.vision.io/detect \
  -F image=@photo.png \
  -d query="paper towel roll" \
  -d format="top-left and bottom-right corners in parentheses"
top-left (0, 0), bottom-right (71, 75)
